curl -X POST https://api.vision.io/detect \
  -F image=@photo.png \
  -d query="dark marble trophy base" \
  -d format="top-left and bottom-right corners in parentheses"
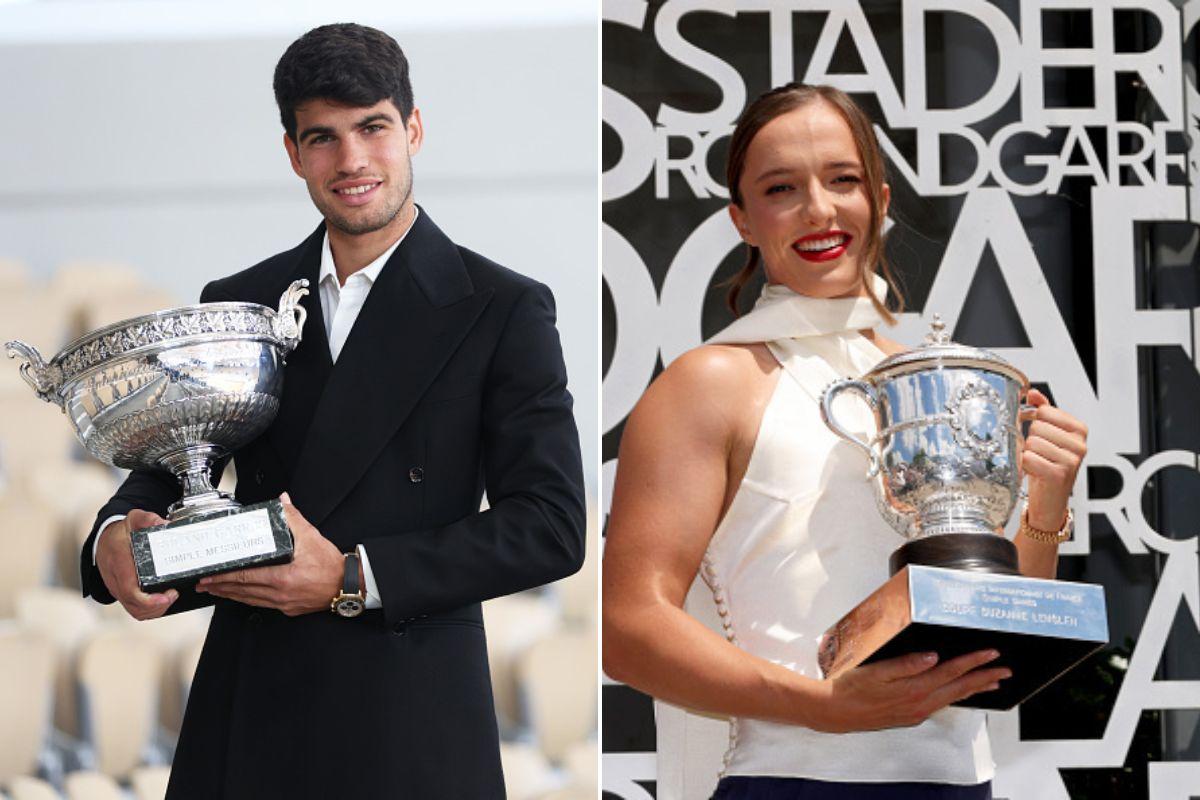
top-left (130, 499), bottom-right (294, 592)
top-left (890, 533), bottom-right (1020, 576)
top-left (817, 565), bottom-right (1108, 710)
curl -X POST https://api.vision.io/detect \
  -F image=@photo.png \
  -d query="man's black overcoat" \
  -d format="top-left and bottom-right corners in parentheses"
top-left (80, 210), bottom-right (587, 799)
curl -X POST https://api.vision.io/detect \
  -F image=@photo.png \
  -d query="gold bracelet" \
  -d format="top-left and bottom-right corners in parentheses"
top-left (1018, 507), bottom-right (1074, 545)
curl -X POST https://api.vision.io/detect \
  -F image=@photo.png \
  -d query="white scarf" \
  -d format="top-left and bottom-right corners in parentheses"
top-left (707, 274), bottom-right (891, 402)
top-left (708, 274), bottom-right (888, 344)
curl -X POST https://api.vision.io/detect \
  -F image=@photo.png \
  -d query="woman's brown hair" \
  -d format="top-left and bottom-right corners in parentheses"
top-left (724, 83), bottom-right (903, 321)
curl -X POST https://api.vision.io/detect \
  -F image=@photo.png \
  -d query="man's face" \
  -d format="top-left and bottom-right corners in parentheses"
top-left (284, 98), bottom-right (423, 237)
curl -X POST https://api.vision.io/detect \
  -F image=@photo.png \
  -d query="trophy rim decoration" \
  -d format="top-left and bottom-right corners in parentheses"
top-left (54, 300), bottom-right (286, 381)
top-left (868, 315), bottom-right (1029, 387)
top-left (5, 279), bottom-right (309, 521)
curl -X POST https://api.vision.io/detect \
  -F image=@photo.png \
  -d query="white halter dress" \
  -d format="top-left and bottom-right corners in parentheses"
top-left (653, 280), bottom-right (993, 800)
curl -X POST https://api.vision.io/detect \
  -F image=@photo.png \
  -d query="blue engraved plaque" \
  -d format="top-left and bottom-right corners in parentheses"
top-left (908, 566), bottom-right (1108, 641)
top-left (819, 565), bottom-right (1109, 710)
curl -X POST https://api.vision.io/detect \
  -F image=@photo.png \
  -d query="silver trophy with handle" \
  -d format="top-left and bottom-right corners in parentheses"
top-left (815, 316), bottom-right (1107, 709)
top-left (7, 280), bottom-right (310, 591)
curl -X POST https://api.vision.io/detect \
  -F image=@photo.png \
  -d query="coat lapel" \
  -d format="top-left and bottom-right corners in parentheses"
top-left (288, 211), bottom-right (493, 526)
top-left (264, 225), bottom-right (333, 473)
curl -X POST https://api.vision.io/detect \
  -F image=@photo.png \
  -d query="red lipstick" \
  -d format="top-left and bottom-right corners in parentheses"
top-left (792, 230), bottom-right (852, 263)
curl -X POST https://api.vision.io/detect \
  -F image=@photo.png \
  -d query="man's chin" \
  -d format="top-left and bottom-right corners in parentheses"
top-left (325, 209), bottom-right (401, 237)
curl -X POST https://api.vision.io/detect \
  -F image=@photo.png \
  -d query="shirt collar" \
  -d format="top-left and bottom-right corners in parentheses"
top-left (319, 206), bottom-right (420, 290)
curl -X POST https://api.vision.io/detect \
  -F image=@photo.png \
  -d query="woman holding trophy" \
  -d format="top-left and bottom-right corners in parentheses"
top-left (602, 84), bottom-right (1089, 799)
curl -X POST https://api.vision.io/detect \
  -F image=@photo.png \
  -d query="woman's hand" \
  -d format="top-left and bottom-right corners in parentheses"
top-left (811, 650), bottom-right (1011, 733)
top-left (1022, 388), bottom-right (1088, 531)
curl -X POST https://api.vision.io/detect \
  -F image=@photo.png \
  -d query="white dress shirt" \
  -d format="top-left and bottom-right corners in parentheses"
top-left (318, 208), bottom-right (418, 608)
top-left (95, 209), bottom-right (419, 613)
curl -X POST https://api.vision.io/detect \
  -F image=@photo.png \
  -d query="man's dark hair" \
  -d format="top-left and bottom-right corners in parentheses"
top-left (273, 23), bottom-right (414, 142)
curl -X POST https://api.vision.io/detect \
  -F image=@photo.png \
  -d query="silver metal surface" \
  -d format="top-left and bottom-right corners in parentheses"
top-left (6, 279), bottom-right (309, 520)
top-left (820, 315), bottom-right (1031, 540)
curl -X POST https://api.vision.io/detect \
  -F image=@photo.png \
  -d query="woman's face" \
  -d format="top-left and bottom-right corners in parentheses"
top-left (729, 99), bottom-right (888, 299)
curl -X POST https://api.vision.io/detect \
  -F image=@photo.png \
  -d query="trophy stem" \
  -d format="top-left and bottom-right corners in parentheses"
top-left (160, 445), bottom-right (239, 520)
top-left (889, 534), bottom-right (1020, 576)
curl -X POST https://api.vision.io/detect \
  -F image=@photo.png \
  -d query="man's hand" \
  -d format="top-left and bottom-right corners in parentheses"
top-left (196, 493), bottom-right (343, 617)
top-left (96, 509), bottom-right (178, 620)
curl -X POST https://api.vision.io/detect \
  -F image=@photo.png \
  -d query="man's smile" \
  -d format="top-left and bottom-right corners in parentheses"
top-left (331, 180), bottom-right (383, 205)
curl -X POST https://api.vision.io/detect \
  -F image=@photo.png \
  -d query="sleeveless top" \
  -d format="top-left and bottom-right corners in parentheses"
top-left (653, 284), bottom-right (993, 799)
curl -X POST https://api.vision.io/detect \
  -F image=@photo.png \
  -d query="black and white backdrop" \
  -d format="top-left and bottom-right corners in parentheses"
top-left (602, 2), bottom-right (1200, 798)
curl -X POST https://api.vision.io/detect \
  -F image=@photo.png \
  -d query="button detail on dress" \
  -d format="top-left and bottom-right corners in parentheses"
top-left (254, 469), bottom-right (265, 485)
top-left (408, 467), bottom-right (425, 483)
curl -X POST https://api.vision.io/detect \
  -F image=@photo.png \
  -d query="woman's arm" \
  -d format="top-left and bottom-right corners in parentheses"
top-left (602, 345), bottom-right (1010, 733)
top-left (1016, 388), bottom-right (1089, 579)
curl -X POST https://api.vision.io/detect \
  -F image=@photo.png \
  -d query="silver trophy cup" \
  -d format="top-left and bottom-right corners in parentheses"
top-left (815, 316), bottom-right (1107, 709)
top-left (820, 316), bottom-right (1028, 575)
top-left (7, 279), bottom-right (310, 591)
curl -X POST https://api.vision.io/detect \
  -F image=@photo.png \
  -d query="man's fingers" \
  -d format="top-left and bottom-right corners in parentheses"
top-left (123, 588), bottom-right (179, 620)
top-left (126, 509), bottom-right (169, 531)
top-left (279, 493), bottom-right (308, 537)
top-left (203, 585), bottom-right (278, 608)
top-left (199, 565), bottom-right (273, 588)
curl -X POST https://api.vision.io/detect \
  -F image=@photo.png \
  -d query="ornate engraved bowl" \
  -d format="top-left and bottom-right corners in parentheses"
top-left (821, 316), bottom-right (1030, 544)
top-left (7, 280), bottom-right (308, 520)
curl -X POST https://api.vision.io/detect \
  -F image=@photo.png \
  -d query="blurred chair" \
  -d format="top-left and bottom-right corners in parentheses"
top-left (538, 786), bottom-right (595, 800)
top-left (117, 608), bottom-right (212, 739)
top-left (553, 506), bottom-right (597, 626)
top-left (129, 766), bottom-right (170, 800)
top-left (0, 290), bottom-right (72, 397)
top-left (177, 629), bottom-right (205, 702)
top-left (518, 629), bottom-right (597, 763)
top-left (0, 626), bottom-right (56, 787)
top-left (62, 771), bottom-right (122, 800)
top-left (15, 587), bottom-right (101, 744)
top-left (0, 502), bottom-right (61, 617)
top-left (0, 258), bottom-right (31, 291)
top-left (48, 262), bottom-right (141, 305)
top-left (562, 739), bottom-right (598, 795)
top-left (78, 290), bottom-right (180, 335)
top-left (0, 398), bottom-right (80, 487)
top-left (48, 261), bottom-right (162, 343)
top-left (499, 742), bottom-right (559, 800)
top-left (8, 776), bottom-right (61, 800)
top-left (76, 628), bottom-right (164, 781)
top-left (482, 593), bottom-right (560, 732)
top-left (27, 463), bottom-right (119, 531)
top-left (24, 463), bottom-right (119, 590)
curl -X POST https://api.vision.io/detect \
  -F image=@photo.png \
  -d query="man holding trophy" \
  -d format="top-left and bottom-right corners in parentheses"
top-left (24, 23), bottom-right (586, 799)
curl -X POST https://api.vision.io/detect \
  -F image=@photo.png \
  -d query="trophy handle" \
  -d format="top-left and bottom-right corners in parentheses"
top-left (5, 340), bottom-right (64, 407)
top-left (272, 279), bottom-right (310, 353)
top-left (820, 378), bottom-right (881, 477)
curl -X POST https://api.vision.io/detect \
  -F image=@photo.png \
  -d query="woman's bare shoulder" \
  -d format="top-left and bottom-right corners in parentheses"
top-left (629, 343), bottom-right (779, 438)
top-left (655, 343), bottom-right (778, 406)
